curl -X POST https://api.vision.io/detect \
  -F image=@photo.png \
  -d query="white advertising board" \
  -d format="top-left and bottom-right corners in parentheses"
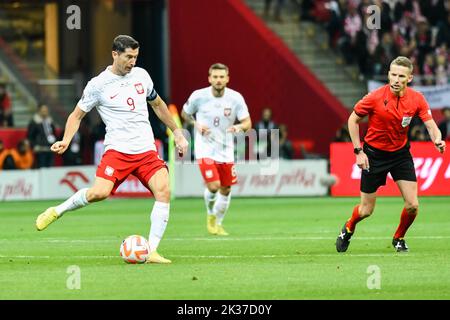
top-left (0, 160), bottom-right (329, 201)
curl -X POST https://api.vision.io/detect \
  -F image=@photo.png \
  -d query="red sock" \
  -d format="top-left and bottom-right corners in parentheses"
top-left (345, 205), bottom-right (364, 232)
top-left (394, 208), bottom-right (417, 239)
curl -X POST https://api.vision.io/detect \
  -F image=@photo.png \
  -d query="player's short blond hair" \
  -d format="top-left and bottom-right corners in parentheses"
top-left (390, 56), bottom-right (413, 73)
top-left (209, 63), bottom-right (229, 75)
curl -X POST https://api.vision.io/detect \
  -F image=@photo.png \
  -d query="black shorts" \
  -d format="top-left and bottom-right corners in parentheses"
top-left (360, 143), bottom-right (416, 193)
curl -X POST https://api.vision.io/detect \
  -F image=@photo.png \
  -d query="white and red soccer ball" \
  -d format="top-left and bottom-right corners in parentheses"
top-left (120, 235), bottom-right (149, 264)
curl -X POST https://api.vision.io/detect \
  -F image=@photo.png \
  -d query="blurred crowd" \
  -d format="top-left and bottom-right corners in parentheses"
top-left (300, 0), bottom-right (450, 84)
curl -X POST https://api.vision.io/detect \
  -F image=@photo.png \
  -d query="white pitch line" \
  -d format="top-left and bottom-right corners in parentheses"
top-left (0, 235), bottom-right (449, 243)
top-left (0, 253), bottom-right (411, 260)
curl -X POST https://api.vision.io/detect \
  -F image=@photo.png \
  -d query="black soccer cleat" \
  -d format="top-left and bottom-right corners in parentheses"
top-left (392, 238), bottom-right (409, 252)
top-left (336, 224), bottom-right (354, 252)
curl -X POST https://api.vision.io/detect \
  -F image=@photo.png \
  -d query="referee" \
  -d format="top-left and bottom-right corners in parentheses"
top-left (336, 56), bottom-right (446, 253)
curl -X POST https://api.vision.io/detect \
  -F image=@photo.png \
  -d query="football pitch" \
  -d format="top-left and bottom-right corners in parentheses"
top-left (1, 197), bottom-right (449, 300)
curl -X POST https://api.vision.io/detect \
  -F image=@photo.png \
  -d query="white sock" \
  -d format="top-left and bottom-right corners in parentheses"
top-left (148, 201), bottom-right (170, 252)
top-left (213, 193), bottom-right (231, 225)
top-left (54, 188), bottom-right (89, 216)
top-left (204, 188), bottom-right (217, 215)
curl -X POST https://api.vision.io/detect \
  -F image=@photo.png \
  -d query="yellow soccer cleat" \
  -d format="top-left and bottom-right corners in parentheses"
top-left (216, 225), bottom-right (229, 236)
top-left (36, 207), bottom-right (59, 231)
top-left (207, 215), bottom-right (218, 235)
top-left (146, 251), bottom-right (172, 264)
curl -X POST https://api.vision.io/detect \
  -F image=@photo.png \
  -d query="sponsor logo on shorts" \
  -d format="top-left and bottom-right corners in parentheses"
top-left (105, 166), bottom-right (115, 177)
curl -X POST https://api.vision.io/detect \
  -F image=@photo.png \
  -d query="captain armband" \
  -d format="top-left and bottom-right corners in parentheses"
top-left (146, 88), bottom-right (158, 102)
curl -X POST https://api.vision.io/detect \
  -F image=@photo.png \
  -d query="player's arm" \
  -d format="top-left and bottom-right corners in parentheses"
top-left (51, 105), bottom-right (86, 155)
top-left (227, 116), bottom-right (252, 133)
top-left (348, 111), bottom-right (369, 170)
top-left (181, 110), bottom-right (195, 126)
top-left (424, 119), bottom-right (446, 153)
top-left (181, 109), bottom-right (210, 136)
top-left (149, 95), bottom-right (188, 154)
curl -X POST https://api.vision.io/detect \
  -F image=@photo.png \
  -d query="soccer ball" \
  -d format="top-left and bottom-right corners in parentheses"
top-left (120, 235), bottom-right (150, 264)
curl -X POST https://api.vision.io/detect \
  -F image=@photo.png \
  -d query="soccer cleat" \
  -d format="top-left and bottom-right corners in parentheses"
top-left (207, 215), bottom-right (218, 235)
top-left (336, 224), bottom-right (354, 252)
top-left (392, 238), bottom-right (409, 252)
top-left (216, 225), bottom-right (229, 236)
top-left (36, 207), bottom-right (59, 231)
top-left (145, 251), bottom-right (172, 264)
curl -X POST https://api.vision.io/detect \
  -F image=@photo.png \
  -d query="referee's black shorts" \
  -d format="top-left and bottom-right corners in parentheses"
top-left (360, 142), bottom-right (416, 193)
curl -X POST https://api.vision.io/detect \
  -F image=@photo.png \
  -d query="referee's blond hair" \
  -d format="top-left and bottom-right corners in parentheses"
top-left (391, 56), bottom-right (413, 73)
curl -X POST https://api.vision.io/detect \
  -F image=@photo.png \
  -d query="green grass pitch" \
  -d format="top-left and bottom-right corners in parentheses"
top-left (1, 197), bottom-right (449, 299)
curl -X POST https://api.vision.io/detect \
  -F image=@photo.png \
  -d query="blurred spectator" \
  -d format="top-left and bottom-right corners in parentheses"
top-left (0, 139), bottom-right (11, 169)
top-left (372, 32), bottom-right (399, 76)
top-left (373, 0), bottom-right (393, 39)
top-left (339, 2), bottom-right (362, 64)
top-left (324, 0), bottom-right (344, 49)
top-left (255, 107), bottom-right (278, 159)
top-left (435, 52), bottom-right (449, 84)
top-left (300, 0), bottom-right (316, 21)
top-left (278, 124), bottom-right (294, 159)
top-left (312, 0), bottom-right (450, 82)
top-left (61, 131), bottom-right (83, 166)
top-left (0, 83), bottom-right (14, 127)
top-left (9, 139), bottom-right (34, 169)
top-left (415, 17), bottom-right (434, 76)
top-left (420, 0), bottom-right (447, 28)
top-left (334, 124), bottom-right (352, 142)
top-left (148, 103), bottom-right (168, 160)
top-left (264, 0), bottom-right (285, 22)
top-left (394, 1), bottom-right (416, 23)
top-left (90, 118), bottom-right (106, 165)
top-left (438, 106), bottom-right (450, 140)
top-left (0, 140), bottom-right (15, 170)
top-left (422, 53), bottom-right (436, 85)
top-left (408, 117), bottom-right (430, 141)
top-left (27, 104), bottom-right (56, 168)
top-left (436, 12), bottom-right (450, 48)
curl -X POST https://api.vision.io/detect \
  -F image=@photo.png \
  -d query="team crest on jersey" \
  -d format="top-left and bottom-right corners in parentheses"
top-left (224, 107), bottom-right (232, 117)
top-left (134, 83), bottom-right (144, 94)
top-left (105, 166), bottom-right (115, 177)
top-left (401, 116), bottom-right (412, 127)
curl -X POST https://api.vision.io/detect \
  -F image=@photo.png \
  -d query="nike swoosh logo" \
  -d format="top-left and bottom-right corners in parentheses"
top-left (110, 93), bottom-right (119, 99)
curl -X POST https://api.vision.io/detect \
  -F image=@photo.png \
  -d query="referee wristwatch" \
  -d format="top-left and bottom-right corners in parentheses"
top-left (353, 147), bottom-right (363, 155)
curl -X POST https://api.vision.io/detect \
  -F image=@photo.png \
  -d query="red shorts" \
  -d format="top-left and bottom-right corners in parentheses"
top-left (96, 149), bottom-right (167, 194)
top-left (197, 158), bottom-right (237, 186)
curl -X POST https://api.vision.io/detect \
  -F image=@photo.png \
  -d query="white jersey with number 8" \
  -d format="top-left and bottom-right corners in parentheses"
top-left (183, 86), bottom-right (249, 163)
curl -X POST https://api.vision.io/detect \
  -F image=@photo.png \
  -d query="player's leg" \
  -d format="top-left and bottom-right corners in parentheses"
top-left (36, 177), bottom-right (114, 231)
top-left (392, 180), bottom-right (418, 252)
top-left (348, 192), bottom-right (377, 231)
top-left (336, 192), bottom-right (376, 252)
top-left (213, 186), bottom-right (231, 236)
top-left (36, 149), bottom-right (127, 231)
top-left (146, 167), bottom-right (172, 263)
top-left (212, 163), bottom-right (237, 236)
top-left (336, 145), bottom-right (388, 252)
top-left (205, 180), bottom-right (220, 234)
top-left (198, 158), bottom-right (221, 234)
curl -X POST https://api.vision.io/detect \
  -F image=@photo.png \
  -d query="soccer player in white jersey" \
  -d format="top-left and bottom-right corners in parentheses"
top-left (35, 35), bottom-right (188, 264)
top-left (181, 63), bottom-right (252, 236)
